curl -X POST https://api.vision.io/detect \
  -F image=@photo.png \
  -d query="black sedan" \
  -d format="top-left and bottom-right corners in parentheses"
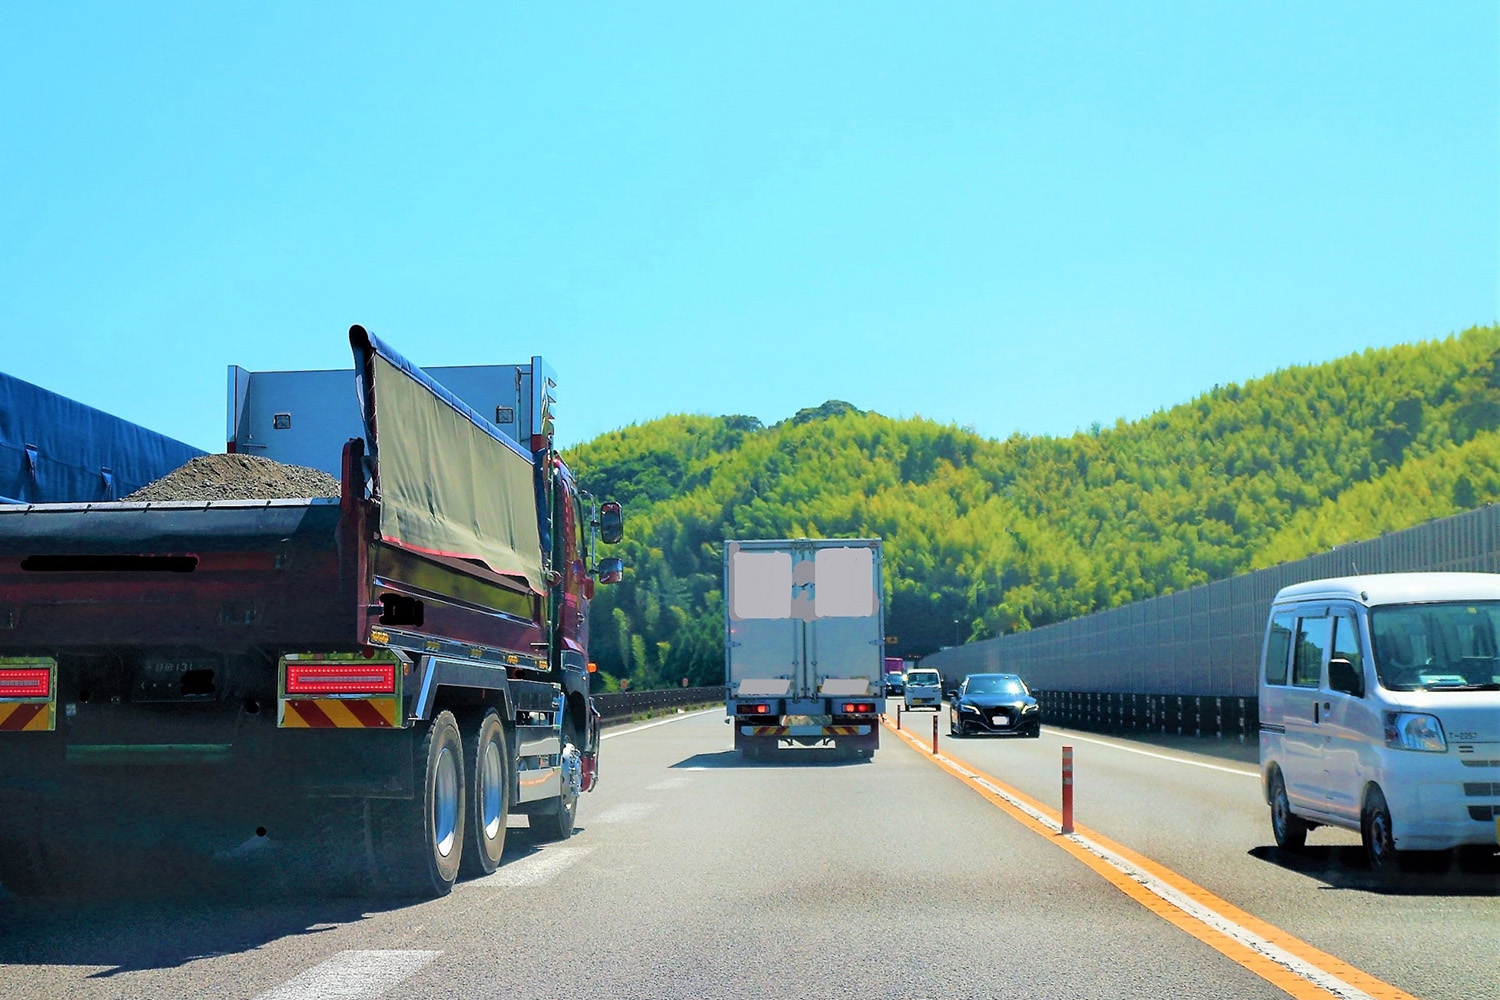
top-left (948, 673), bottom-right (1041, 738)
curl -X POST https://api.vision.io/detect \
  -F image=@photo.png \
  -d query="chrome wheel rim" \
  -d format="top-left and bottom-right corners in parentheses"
top-left (559, 742), bottom-right (582, 802)
top-left (433, 746), bottom-right (459, 859)
top-left (481, 740), bottom-right (504, 841)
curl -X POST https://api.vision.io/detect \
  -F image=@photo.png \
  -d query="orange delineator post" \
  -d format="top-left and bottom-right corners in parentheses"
top-left (931, 714), bottom-right (939, 755)
top-left (1061, 745), bottom-right (1074, 834)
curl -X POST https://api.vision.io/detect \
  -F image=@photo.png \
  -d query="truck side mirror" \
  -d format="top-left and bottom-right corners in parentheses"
top-left (598, 501), bottom-right (624, 545)
top-left (1328, 657), bottom-right (1363, 698)
top-left (594, 557), bottom-right (624, 585)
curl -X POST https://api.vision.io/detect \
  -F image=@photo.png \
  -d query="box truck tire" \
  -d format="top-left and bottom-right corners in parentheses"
top-left (535, 738), bottom-right (581, 842)
top-left (378, 710), bottom-right (466, 898)
top-left (461, 709), bottom-right (512, 878)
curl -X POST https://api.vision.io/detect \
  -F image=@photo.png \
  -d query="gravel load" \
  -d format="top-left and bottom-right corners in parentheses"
top-left (123, 453), bottom-right (341, 502)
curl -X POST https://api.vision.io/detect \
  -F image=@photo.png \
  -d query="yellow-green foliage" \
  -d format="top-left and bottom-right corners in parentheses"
top-left (567, 326), bottom-right (1500, 688)
top-left (1252, 431), bottom-right (1500, 568)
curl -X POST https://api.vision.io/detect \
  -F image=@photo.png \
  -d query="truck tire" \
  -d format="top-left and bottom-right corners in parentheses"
top-left (534, 728), bottom-right (581, 842)
top-left (461, 710), bottom-right (511, 878)
top-left (377, 710), bottom-right (466, 897)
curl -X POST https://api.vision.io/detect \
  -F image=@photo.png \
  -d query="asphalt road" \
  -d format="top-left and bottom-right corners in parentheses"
top-left (0, 708), bottom-right (1494, 999)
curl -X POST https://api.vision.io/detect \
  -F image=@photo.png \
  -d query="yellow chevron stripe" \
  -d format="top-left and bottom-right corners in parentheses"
top-left (0, 702), bottom-right (53, 732)
top-left (279, 697), bottom-right (399, 728)
top-left (24, 704), bottom-right (52, 732)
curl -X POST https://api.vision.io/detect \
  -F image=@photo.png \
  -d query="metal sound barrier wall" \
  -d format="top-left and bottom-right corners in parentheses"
top-left (920, 505), bottom-right (1500, 737)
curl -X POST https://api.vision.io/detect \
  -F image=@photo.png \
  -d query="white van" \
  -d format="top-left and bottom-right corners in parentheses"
top-left (903, 669), bottom-right (942, 711)
top-left (1260, 574), bottom-right (1500, 872)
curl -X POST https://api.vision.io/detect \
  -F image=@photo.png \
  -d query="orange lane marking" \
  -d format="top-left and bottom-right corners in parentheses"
top-left (882, 717), bottom-right (1420, 1000)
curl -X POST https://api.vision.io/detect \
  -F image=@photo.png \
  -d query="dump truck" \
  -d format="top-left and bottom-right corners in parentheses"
top-left (724, 538), bottom-right (885, 758)
top-left (0, 325), bottom-right (623, 898)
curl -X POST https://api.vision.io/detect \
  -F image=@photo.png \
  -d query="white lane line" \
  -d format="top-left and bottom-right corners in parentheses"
top-left (938, 753), bottom-right (1378, 1000)
top-left (646, 777), bottom-right (689, 791)
top-left (593, 802), bottom-right (655, 824)
top-left (461, 845), bottom-right (593, 888)
top-left (1041, 728), bottom-right (1259, 778)
top-left (601, 708), bottom-right (719, 740)
top-left (253, 950), bottom-right (440, 1000)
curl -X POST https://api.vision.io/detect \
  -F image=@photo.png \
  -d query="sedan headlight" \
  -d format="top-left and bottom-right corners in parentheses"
top-left (1021, 703), bottom-right (1038, 713)
top-left (1383, 712), bottom-right (1446, 753)
top-left (960, 704), bottom-right (981, 713)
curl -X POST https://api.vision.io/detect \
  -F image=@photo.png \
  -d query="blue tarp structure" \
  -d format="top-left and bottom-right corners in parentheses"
top-left (0, 371), bottom-right (205, 504)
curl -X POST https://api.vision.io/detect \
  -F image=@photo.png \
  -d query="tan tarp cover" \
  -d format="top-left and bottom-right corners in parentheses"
top-left (370, 354), bottom-right (544, 594)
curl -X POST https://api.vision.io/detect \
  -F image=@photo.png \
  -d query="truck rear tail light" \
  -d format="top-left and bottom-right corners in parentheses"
top-left (285, 662), bottom-right (397, 695)
top-left (841, 702), bottom-right (875, 714)
top-left (740, 703), bottom-right (771, 715)
top-left (0, 668), bottom-right (50, 700)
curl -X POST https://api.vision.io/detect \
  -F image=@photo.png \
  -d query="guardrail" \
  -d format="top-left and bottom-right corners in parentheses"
top-left (593, 686), bottom-right (725, 722)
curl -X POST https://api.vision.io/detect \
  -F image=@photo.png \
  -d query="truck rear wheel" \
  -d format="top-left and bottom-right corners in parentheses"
top-left (461, 710), bottom-right (511, 877)
top-left (377, 710), bottom-right (466, 897)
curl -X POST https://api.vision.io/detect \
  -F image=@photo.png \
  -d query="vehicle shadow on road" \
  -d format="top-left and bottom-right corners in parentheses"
top-left (1248, 845), bottom-right (1500, 896)
top-left (0, 840), bottom-right (436, 975)
top-left (670, 750), bottom-right (871, 769)
top-left (0, 886), bottom-right (387, 977)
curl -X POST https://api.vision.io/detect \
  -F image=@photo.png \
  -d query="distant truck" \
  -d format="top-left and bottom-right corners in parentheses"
top-left (0, 326), bottom-right (623, 898)
top-left (883, 656), bottom-right (905, 695)
top-left (724, 538), bottom-right (886, 758)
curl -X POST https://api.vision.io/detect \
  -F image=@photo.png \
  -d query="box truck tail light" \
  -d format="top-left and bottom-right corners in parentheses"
top-left (740, 703), bottom-right (771, 715)
top-left (285, 662), bottom-right (397, 695)
top-left (841, 702), bottom-right (876, 714)
top-left (0, 669), bottom-right (50, 700)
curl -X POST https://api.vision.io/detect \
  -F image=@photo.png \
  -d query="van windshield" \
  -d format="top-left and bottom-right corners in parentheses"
top-left (1369, 602), bottom-right (1500, 692)
top-left (907, 671), bottom-right (939, 686)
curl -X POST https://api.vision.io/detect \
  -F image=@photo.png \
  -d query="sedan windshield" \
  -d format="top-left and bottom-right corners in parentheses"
top-left (1370, 602), bottom-right (1500, 691)
top-left (964, 677), bottom-right (1025, 696)
top-left (907, 671), bottom-right (940, 686)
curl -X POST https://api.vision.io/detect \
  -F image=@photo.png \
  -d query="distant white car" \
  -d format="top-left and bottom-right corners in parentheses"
top-left (903, 669), bottom-right (942, 711)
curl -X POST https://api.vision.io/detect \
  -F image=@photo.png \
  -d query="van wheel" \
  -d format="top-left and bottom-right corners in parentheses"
top-left (1269, 770), bottom-right (1306, 851)
top-left (1362, 786), bottom-right (1397, 874)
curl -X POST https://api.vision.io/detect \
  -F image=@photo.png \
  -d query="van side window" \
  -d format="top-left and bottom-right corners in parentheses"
top-left (1331, 613), bottom-right (1363, 675)
top-left (1265, 612), bottom-right (1295, 685)
top-left (1293, 616), bottom-right (1329, 688)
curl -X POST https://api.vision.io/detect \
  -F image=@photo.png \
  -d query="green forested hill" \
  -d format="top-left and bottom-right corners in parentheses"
top-left (566, 325), bottom-right (1500, 689)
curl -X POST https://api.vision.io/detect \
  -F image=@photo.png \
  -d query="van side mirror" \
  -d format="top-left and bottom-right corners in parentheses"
top-left (1328, 657), bottom-right (1363, 698)
top-left (597, 501), bottom-right (624, 545)
top-left (594, 557), bottom-right (624, 585)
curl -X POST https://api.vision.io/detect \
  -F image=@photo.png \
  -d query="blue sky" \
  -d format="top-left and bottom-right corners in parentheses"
top-left (2, 3), bottom-right (1495, 450)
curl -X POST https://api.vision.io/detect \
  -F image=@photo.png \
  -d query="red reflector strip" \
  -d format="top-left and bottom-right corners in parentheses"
top-left (0, 669), bottom-right (50, 700)
top-left (286, 662), bottom-right (396, 695)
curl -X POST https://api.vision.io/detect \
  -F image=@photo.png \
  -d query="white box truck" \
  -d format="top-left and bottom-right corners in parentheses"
top-left (724, 538), bottom-right (886, 759)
